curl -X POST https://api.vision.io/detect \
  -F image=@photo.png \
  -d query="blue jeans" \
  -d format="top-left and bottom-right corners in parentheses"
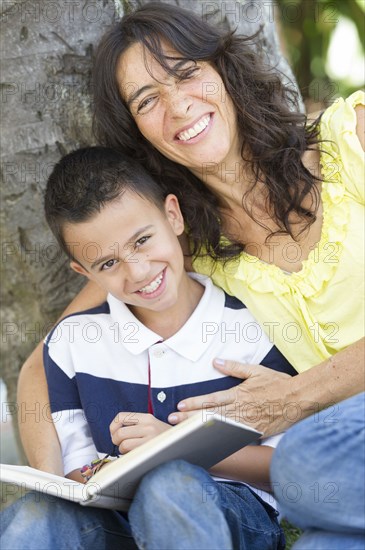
top-left (1, 460), bottom-right (284, 549)
top-left (271, 392), bottom-right (365, 550)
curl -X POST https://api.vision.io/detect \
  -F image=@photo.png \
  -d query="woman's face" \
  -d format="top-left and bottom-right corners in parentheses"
top-left (116, 41), bottom-right (241, 175)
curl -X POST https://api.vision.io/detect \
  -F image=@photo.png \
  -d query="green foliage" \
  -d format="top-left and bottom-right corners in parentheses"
top-left (281, 519), bottom-right (303, 549)
top-left (276, 0), bottom-right (364, 106)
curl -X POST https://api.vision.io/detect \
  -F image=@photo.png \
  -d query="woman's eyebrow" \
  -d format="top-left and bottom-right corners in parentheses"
top-left (126, 84), bottom-right (154, 108)
top-left (172, 59), bottom-right (193, 70)
top-left (126, 60), bottom-right (195, 107)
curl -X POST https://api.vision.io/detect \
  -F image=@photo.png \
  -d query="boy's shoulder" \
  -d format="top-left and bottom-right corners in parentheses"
top-left (223, 292), bottom-right (247, 311)
top-left (64, 301), bottom-right (111, 319)
top-left (45, 301), bottom-right (110, 346)
top-left (194, 272), bottom-right (248, 311)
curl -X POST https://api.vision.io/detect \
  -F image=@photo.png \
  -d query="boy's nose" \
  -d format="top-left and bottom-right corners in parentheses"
top-left (125, 257), bottom-right (150, 284)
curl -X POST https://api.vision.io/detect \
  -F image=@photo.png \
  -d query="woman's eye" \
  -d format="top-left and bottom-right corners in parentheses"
top-left (137, 96), bottom-right (157, 114)
top-left (135, 235), bottom-right (150, 248)
top-left (101, 259), bottom-right (117, 271)
top-left (179, 65), bottom-right (201, 81)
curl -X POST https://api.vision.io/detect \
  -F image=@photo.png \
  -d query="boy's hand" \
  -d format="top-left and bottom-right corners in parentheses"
top-left (110, 412), bottom-right (171, 453)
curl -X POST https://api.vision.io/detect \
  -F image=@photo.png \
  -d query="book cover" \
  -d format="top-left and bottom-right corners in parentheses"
top-left (1, 413), bottom-right (261, 511)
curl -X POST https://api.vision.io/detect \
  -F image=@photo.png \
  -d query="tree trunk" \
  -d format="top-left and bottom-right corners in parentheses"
top-left (0, 0), bottom-right (300, 460)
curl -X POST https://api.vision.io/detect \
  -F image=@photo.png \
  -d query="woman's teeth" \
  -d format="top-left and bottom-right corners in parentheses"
top-left (177, 115), bottom-right (210, 141)
top-left (138, 272), bottom-right (163, 294)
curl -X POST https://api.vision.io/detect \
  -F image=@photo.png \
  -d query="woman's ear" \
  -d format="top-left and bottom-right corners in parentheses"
top-left (164, 194), bottom-right (185, 236)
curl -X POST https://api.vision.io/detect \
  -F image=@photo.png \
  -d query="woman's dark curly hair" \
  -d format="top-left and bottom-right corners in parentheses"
top-left (93, 1), bottom-right (321, 261)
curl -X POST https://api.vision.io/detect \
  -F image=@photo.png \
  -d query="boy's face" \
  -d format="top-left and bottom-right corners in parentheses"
top-left (65, 192), bottom-right (188, 320)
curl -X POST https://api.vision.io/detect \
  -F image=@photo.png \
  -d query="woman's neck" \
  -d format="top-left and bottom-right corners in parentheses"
top-left (190, 146), bottom-right (322, 226)
top-left (192, 156), bottom-right (255, 211)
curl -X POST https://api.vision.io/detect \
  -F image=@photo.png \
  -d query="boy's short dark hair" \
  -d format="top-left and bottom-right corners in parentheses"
top-left (45, 146), bottom-right (167, 258)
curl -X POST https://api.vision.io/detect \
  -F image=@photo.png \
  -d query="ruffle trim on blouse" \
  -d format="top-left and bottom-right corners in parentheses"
top-left (226, 93), bottom-right (364, 298)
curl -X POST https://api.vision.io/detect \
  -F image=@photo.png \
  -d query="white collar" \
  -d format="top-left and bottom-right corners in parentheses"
top-left (107, 273), bottom-right (225, 360)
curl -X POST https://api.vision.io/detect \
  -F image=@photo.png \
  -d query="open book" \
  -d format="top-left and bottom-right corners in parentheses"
top-left (1, 413), bottom-right (261, 511)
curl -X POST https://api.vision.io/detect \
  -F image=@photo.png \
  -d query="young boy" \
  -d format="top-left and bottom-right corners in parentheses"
top-left (42, 147), bottom-right (293, 549)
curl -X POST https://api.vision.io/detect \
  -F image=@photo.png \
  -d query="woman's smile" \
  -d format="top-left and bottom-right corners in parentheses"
top-left (175, 113), bottom-right (212, 142)
top-left (116, 42), bottom-right (241, 173)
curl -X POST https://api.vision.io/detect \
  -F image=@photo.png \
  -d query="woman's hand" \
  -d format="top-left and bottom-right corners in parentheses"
top-left (168, 339), bottom-right (365, 437)
top-left (110, 412), bottom-right (171, 453)
top-left (168, 360), bottom-right (297, 437)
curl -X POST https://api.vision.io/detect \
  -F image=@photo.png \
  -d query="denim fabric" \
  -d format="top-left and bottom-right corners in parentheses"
top-left (129, 460), bottom-right (285, 550)
top-left (1, 460), bottom-right (284, 550)
top-left (218, 482), bottom-right (285, 550)
top-left (271, 392), bottom-right (365, 550)
top-left (293, 530), bottom-right (365, 550)
top-left (0, 492), bottom-right (137, 550)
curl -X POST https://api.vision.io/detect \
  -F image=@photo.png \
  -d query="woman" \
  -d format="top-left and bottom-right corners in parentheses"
top-left (15, 3), bottom-right (364, 545)
top-left (19, 1), bottom-right (364, 452)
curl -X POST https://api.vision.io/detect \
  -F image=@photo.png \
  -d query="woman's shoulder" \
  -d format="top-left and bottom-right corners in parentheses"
top-left (322, 90), bottom-right (365, 125)
top-left (318, 90), bottom-right (365, 204)
top-left (320, 90), bottom-right (364, 137)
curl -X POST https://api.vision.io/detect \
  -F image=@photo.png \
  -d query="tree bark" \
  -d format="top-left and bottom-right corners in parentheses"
top-left (0, 0), bottom-right (300, 459)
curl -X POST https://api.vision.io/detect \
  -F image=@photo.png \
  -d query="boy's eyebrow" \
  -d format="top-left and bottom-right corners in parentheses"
top-left (126, 224), bottom-right (154, 245)
top-left (90, 225), bottom-right (154, 269)
top-left (126, 59), bottom-right (193, 107)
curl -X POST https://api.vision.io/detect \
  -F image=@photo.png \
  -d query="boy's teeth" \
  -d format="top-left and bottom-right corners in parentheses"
top-left (177, 115), bottom-right (210, 141)
top-left (139, 273), bottom-right (163, 294)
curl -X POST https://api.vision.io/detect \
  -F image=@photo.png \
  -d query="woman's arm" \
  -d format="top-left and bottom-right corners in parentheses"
top-left (17, 279), bottom-right (106, 472)
top-left (66, 469), bottom-right (86, 483)
top-left (17, 342), bottom-right (63, 474)
top-left (210, 445), bottom-right (273, 491)
top-left (168, 338), bottom-right (365, 437)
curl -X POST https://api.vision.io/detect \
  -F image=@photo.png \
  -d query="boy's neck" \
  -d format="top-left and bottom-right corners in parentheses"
top-left (129, 274), bottom-right (205, 340)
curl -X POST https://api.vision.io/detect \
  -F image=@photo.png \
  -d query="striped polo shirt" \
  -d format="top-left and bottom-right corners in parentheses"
top-left (44, 273), bottom-right (296, 477)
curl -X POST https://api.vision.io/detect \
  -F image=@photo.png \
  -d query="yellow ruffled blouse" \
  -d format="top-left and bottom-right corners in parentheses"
top-left (193, 91), bottom-right (364, 373)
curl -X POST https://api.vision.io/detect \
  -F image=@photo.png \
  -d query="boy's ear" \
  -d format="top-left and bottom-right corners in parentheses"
top-left (70, 260), bottom-right (90, 278)
top-left (164, 194), bottom-right (185, 236)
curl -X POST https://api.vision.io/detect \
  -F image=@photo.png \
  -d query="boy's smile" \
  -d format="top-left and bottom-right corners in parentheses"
top-left (64, 191), bottom-right (203, 335)
top-left (135, 267), bottom-right (166, 298)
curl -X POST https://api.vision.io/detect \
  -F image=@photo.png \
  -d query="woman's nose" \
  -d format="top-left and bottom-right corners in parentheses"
top-left (164, 86), bottom-right (193, 118)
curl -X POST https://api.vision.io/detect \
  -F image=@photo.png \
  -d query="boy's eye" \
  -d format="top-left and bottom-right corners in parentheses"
top-left (135, 235), bottom-right (150, 248)
top-left (101, 259), bottom-right (117, 271)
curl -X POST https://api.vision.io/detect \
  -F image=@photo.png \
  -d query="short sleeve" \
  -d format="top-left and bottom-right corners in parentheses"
top-left (320, 90), bottom-right (365, 204)
top-left (260, 433), bottom-right (284, 449)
